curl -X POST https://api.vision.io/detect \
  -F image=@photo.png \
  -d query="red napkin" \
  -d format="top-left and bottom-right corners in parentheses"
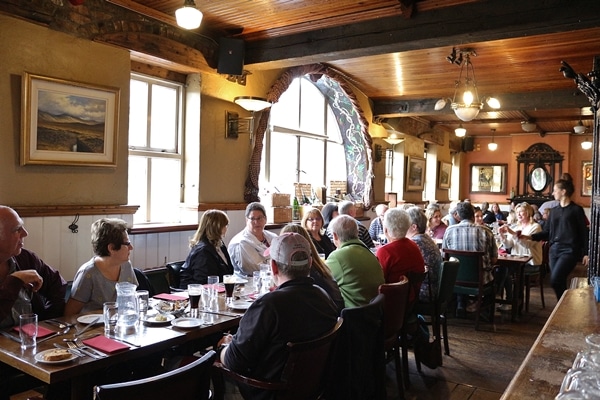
top-left (153, 293), bottom-right (188, 301)
top-left (205, 284), bottom-right (225, 293)
top-left (14, 325), bottom-right (55, 338)
top-left (498, 248), bottom-right (508, 255)
top-left (83, 335), bottom-right (129, 354)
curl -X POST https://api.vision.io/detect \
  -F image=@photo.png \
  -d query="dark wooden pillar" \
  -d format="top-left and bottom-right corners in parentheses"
top-left (562, 57), bottom-right (600, 281)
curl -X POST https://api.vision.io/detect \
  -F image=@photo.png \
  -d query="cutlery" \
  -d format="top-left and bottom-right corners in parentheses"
top-left (65, 341), bottom-right (101, 359)
top-left (0, 330), bottom-right (21, 343)
top-left (106, 335), bottom-right (141, 347)
top-left (37, 326), bottom-right (71, 344)
top-left (45, 319), bottom-right (75, 329)
top-left (201, 310), bottom-right (242, 318)
top-left (75, 317), bottom-right (100, 336)
top-left (54, 343), bottom-right (84, 357)
top-left (67, 338), bottom-right (108, 358)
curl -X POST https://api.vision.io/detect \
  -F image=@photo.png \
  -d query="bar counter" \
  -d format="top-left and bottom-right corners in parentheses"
top-left (501, 287), bottom-right (600, 399)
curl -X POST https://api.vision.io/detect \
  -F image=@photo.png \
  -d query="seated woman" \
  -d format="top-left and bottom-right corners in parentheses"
top-left (301, 208), bottom-right (336, 259)
top-left (280, 224), bottom-right (345, 313)
top-left (425, 204), bottom-right (447, 239)
top-left (491, 202), bottom-right (505, 222)
top-left (228, 202), bottom-right (277, 276)
top-left (179, 209), bottom-right (234, 288)
top-left (65, 218), bottom-right (138, 316)
top-left (376, 208), bottom-right (425, 303)
top-left (405, 206), bottom-right (442, 302)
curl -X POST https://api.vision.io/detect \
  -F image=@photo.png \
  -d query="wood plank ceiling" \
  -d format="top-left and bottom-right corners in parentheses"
top-left (5, 0), bottom-right (599, 139)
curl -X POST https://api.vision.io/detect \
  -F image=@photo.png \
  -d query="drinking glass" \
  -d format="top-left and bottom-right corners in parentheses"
top-left (19, 313), bottom-right (37, 350)
top-left (136, 290), bottom-right (149, 317)
top-left (223, 274), bottom-right (235, 307)
top-left (592, 277), bottom-right (600, 302)
top-left (207, 275), bottom-right (219, 311)
top-left (585, 334), bottom-right (600, 351)
top-left (103, 302), bottom-right (118, 335)
top-left (252, 271), bottom-right (261, 294)
top-left (188, 284), bottom-right (203, 318)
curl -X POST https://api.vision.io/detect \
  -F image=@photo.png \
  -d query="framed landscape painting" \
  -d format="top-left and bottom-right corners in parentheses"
top-left (406, 156), bottom-right (426, 192)
top-left (21, 72), bottom-right (120, 167)
top-left (438, 161), bottom-right (451, 189)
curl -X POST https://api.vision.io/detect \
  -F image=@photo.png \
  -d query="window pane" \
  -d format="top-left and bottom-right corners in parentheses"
top-left (299, 79), bottom-right (325, 135)
top-left (299, 136), bottom-right (324, 187)
top-left (128, 156), bottom-right (148, 224)
top-left (269, 132), bottom-right (298, 194)
top-left (326, 142), bottom-right (347, 182)
top-left (270, 79), bottom-right (299, 129)
top-left (129, 80), bottom-right (149, 148)
top-left (150, 85), bottom-right (178, 151)
top-left (326, 107), bottom-right (342, 143)
top-left (149, 158), bottom-right (181, 223)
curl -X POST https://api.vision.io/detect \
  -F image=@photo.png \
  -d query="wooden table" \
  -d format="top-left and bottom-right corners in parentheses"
top-left (496, 254), bottom-right (531, 321)
top-left (0, 289), bottom-right (248, 400)
top-left (501, 287), bottom-right (600, 399)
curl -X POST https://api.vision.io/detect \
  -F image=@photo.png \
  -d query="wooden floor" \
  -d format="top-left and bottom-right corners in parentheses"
top-left (385, 265), bottom-right (587, 400)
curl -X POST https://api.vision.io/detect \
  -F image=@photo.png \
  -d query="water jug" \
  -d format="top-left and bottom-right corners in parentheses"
top-left (115, 281), bottom-right (139, 329)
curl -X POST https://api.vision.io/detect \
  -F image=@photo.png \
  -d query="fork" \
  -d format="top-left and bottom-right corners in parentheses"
top-left (66, 340), bottom-right (101, 359)
top-left (72, 339), bottom-right (107, 358)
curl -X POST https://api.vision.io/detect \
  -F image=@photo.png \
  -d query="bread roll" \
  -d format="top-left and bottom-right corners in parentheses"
top-left (43, 349), bottom-right (71, 361)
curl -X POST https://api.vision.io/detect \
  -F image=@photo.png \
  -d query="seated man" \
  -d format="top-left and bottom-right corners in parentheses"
top-left (228, 202), bottom-right (277, 276)
top-left (326, 215), bottom-right (384, 308)
top-left (442, 202), bottom-right (497, 316)
top-left (0, 206), bottom-right (68, 400)
top-left (327, 200), bottom-right (374, 249)
top-left (368, 204), bottom-right (388, 244)
top-left (218, 233), bottom-right (338, 400)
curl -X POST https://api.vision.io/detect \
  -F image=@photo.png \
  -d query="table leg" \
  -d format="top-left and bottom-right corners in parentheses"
top-left (71, 374), bottom-right (92, 400)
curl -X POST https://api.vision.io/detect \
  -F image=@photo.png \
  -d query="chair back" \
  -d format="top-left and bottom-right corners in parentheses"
top-left (165, 260), bottom-right (185, 291)
top-left (378, 276), bottom-right (410, 344)
top-left (278, 317), bottom-right (344, 399)
top-left (94, 350), bottom-right (216, 400)
top-left (541, 240), bottom-right (550, 274)
top-left (134, 268), bottom-right (155, 296)
top-left (142, 267), bottom-right (171, 295)
top-left (326, 294), bottom-right (385, 400)
top-left (437, 260), bottom-right (461, 310)
top-left (443, 249), bottom-right (485, 292)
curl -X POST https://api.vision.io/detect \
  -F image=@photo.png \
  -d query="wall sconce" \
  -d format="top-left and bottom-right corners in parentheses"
top-left (175, 0), bottom-right (203, 29)
top-left (521, 121), bottom-right (537, 132)
top-left (225, 97), bottom-right (272, 140)
top-left (581, 138), bottom-right (593, 150)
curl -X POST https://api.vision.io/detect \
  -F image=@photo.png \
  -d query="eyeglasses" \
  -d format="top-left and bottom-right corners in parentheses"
top-left (307, 218), bottom-right (322, 222)
top-left (247, 216), bottom-right (265, 222)
top-left (122, 241), bottom-right (132, 247)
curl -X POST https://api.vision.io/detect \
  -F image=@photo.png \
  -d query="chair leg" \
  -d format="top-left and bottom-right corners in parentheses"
top-left (540, 271), bottom-right (546, 309)
top-left (441, 315), bottom-right (450, 356)
top-left (400, 333), bottom-right (410, 388)
top-left (394, 346), bottom-right (405, 399)
top-left (525, 277), bottom-right (531, 313)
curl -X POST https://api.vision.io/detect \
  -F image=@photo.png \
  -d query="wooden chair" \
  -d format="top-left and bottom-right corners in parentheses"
top-left (93, 350), bottom-right (216, 400)
top-left (213, 318), bottom-right (343, 400)
top-left (142, 267), bottom-right (171, 295)
top-left (523, 241), bottom-right (548, 312)
top-left (413, 260), bottom-right (460, 371)
top-left (443, 249), bottom-right (495, 330)
top-left (326, 295), bottom-right (385, 400)
top-left (379, 277), bottom-right (410, 399)
top-left (399, 271), bottom-right (426, 388)
top-left (165, 260), bottom-right (185, 292)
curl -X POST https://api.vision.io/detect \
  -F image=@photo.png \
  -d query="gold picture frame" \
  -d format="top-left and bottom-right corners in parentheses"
top-left (405, 156), bottom-right (426, 192)
top-left (470, 164), bottom-right (507, 193)
top-left (582, 161), bottom-right (592, 197)
top-left (21, 72), bottom-right (120, 167)
top-left (438, 161), bottom-right (452, 189)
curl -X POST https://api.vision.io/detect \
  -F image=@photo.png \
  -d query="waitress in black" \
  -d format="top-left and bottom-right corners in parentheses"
top-left (179, 209), bottom-right (234, 287)
top-left (525, 179), bottom-right (589, 299)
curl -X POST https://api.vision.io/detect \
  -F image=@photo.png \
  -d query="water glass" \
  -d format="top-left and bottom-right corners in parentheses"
top-left (103, 302), bottom-right (118, 335)
top-left (136, 290), bottom-right (149, 316)
top-left (19, 313), bottom-right (37, 350)
top-left (207, 275), bottom-right (219, 311)
top-left (188, 284), bottom-right (203, 318)
top-left (585, 334), bottom-right (600, 351)
top-left (252, 271), bottom-right (261, 293)
top-left (592, 277), bottom-right (600, 302)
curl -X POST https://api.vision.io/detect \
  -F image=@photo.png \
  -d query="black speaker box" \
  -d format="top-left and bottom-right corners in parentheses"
top-left (462, 136), bottom-right (474, 152)
top-left (217, 38), bottom-right (245, 75)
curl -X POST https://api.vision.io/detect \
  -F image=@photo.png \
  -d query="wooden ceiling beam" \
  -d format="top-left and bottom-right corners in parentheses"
top-left (243, 0), bottom-right (600, 69)
top-left (372, 89), bottom-right (591, 118)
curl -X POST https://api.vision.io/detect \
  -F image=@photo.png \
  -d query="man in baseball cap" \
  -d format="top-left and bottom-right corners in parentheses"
top-left (217, 232), bottom-right (338, 399)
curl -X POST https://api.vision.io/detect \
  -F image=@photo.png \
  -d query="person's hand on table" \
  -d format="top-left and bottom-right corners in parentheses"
top-left (217, 333), bottom-right (233, 363)
top-left (12, 270), bottom-right (43, 292)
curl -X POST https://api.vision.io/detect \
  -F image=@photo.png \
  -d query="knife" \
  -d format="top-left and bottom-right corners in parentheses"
top-left (53, 343), bottom-right (84, 357)
top-left (75, 317), bottom-right (100, 337)
top-left (0, 330), bottom-right (21, 343)
top-left (106, 335), bottom-right (141, 347)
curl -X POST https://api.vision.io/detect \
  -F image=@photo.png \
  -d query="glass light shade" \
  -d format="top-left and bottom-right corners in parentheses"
top-left (175, 3), bottom-right (202, 30)
top-left (234, 96), bottom-right (272, 112)
top-left (462, 90), bottom-right (474, 106)
top-left (574, 120), bottom-right (586, 134)
top-left (486, 97), bottom-right (501, 109)
top-left (434, 98), bottom-right (447, 111)
top-left (581, 140), bottom-right (593, 150)
top-left (521, 121), bottom-right (536, 132)
top-left (455, 125), bottom-right (466, 137)
top-left (488, 142), bottom-right (498, 151)
top-left (452, 103), bottom-right (481, 121)
top-left (383, 133), bottom-right (404, 145)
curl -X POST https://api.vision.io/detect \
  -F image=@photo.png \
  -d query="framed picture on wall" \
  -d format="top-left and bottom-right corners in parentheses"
top-left (438, 161), bottom-right (452, 189)
top-left (470, 164), bottom-right (507, 193)
top-left (582, 161), bottom-right (592, 196)
top-left (406, 156), bottom-right (426, 192)
top-left (21, 72), bottom-right (120, 167)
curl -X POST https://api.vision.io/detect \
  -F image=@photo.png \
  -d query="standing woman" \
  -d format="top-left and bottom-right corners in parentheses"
top-left (179, 210), bottom-right (233, 287)
top-left (302, 208), bottom-right (336, 258)
top-left (65, 218), bottom-right (138, 315)
top-left (425, 205), bottom-right (447, 239)
top-left (526, 179), bottom-right (589, 299)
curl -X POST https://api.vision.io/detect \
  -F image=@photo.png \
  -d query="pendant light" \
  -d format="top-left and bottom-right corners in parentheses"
top-left (488, 129), bottom-right (498, 151)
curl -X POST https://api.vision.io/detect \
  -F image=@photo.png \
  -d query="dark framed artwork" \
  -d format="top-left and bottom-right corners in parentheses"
top-left (470, 164), bottom-right (507, 193)
top-left (438, 161), bottom-right (451, 189)
top-left (405, 156), bottom-right (426, 192)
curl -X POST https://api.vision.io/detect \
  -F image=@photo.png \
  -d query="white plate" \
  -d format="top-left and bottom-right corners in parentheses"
top-left (77, 314), bottom-right (103, 324)
top-left (171, 317), bottom-right (203, 329)
top-left (229, 301), bottom-right (253, 311)
top-left (143, 314), bottom-right (175, 325)
top-left (35, 349), bottom-right (78, 364)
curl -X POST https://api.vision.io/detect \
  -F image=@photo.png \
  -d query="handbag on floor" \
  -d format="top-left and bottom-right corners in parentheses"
top-left (414, 270), bottom-right (443, 369)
